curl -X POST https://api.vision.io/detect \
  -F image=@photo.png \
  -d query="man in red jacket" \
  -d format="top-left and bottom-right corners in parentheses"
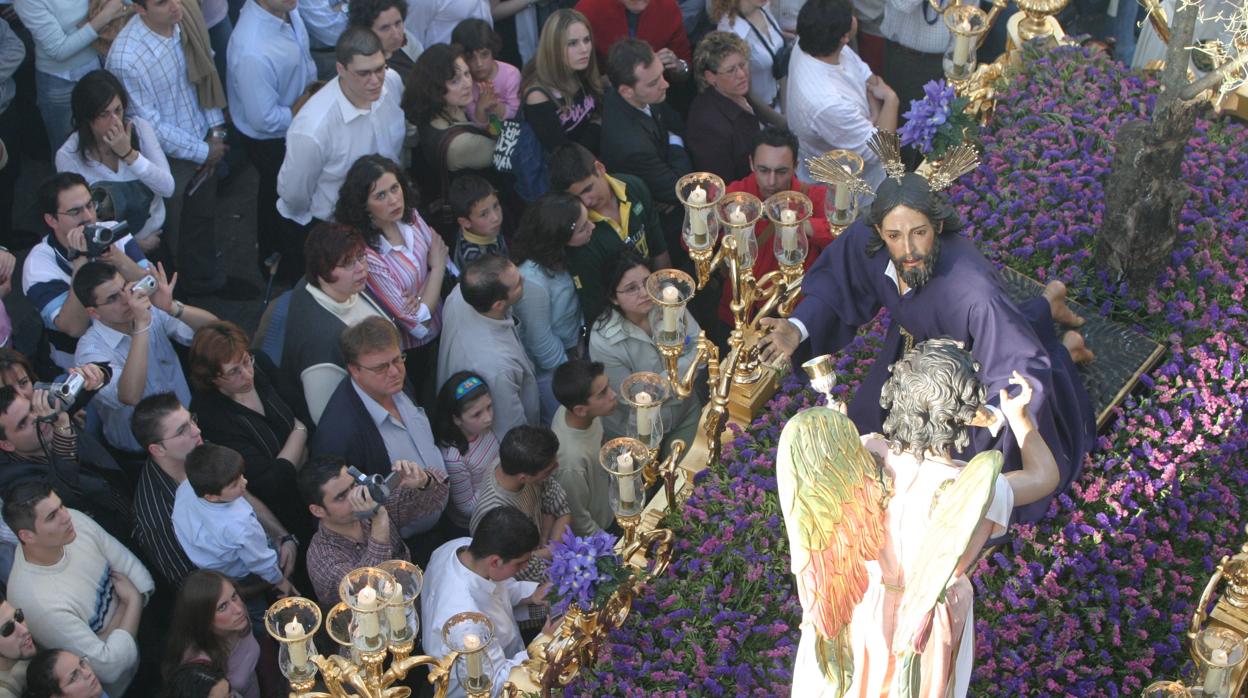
top-left (575, 0), bottom-right (691, 74)
top-left (718, 126), bottom-right (835, 326)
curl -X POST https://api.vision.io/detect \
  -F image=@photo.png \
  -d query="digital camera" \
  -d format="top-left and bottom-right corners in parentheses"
top-left (131, 275), bottom-right (157, 297)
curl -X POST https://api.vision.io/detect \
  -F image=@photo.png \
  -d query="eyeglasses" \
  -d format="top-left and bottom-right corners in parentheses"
top-left (66, 655), bottom-right (91, 686)
top-left (355, 353), bottom-right (406, 375)
top-left (219, 353), bottom-right (256, 380)
top-left (337, 253), bottom-right (369, 269)
top-left (0, 609), bottom-right (24, 638)
top-left (350, 64), bottom-right (388, 82)
top-left (615, 282), bottom-right (647, 298)
top-left (716, 61), bottom-right (749, 77)
top-left (159, 413), bottom-right (199, 442)
top-left (58, 199), bottom-right (98, 218)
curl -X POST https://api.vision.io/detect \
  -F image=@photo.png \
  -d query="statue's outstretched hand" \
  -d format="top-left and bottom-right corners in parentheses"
top-left (999, 371), bottom-right (1035, 426)
top-left (758, 317), bottom-right (800, 366)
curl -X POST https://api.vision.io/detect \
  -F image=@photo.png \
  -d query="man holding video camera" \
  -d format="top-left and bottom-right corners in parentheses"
top-left (71, 260), bottom-right (217, 456)
top-left (22, 173), bottom-right (152, 369)
top-left (0, 365), bottom-right (136, 547)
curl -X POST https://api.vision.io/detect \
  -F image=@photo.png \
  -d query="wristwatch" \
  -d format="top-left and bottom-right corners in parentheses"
top-left (209, 126), bottom-right (227, 140)
top-left (280, 533), bottom-right (298, 547)
top-left (171, 300), bottom-right (185, 318)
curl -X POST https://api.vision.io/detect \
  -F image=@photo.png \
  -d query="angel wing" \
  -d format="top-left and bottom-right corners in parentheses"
top-left (891, 449), bottom-right (1003, 695)
top-left (777, 407), bottom-right (891, 688)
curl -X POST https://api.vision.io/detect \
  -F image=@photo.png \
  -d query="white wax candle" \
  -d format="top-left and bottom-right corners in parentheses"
top-left (834, 183), bottom-right (851, 212)
top-left (779, 209), bottom-right (798, 254)
top-left (728, 206), bottom-right (747, 226)
top-left (284, 620), bottom-right (309, 668)
top-left (383, 581), bottom-right (408, 637)
top-left (634, 391), bottom-right (653, 439)
top-left (1206, 648), bottom-right (1232, 697)
top-left (463, 633), bottom-right (484, 683)
top-left (355, 586), bottom-right (380, 639)
top-left (687, 185), bottom-right (707, 206)
top-left (952, 33), bottom-right (971, 68)
top-left (617, 452), bottom-right (636, 505)
top-left (687, 186), bottom-right (709, 246)
top-left (661, 285), bottom-right (680, 334)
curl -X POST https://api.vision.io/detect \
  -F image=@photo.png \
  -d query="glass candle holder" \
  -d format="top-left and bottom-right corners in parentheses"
top-left (339, 567), bottom-right (398, 654)
top-left (819, 150), bottom-right (865, 228)
top-left (943, 4), bottom-right (989, 81)
top-left (676, 172), bottom-right (726, 251)
top-left (764, 191), bottom-right (814, 268)
top-left (1142, 682), bottom-right (1194, 698)
top-left (325, 602), bottom-right (362, 663)
top-left (1194, 626), bottom-right (1248, 698)
top-left (443, 611), bottom-right (496, 696)
top-left (620, 372), bottom-right (670, 451)
top-left (645, 269), bottom-right (695, 350)
top-left (716, 192), bottom-right (762, 268)
top-left (378, 559), bottom-right (424, 645)
top-left (264, 597), bottom-right (322, 684)
top-left (599, 437), bottom-right (650, 518)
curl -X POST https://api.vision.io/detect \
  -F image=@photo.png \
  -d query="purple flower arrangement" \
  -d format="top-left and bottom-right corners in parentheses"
top-left (548, 529), bottom-right (626, 616)
top-left (571, 45), bottom-right (1248, 696)
top-left (899, 79), bottom-right (978, 157)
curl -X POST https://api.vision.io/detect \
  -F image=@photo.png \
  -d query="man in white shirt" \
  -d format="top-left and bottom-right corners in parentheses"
top-left (880, 0), bottom-right (947, 114)
top-left (786, 0), bottom-right (898, 190)
top-left (3, 480), bottom-right (153, 697)
top-left (277, 26), bottom-right (405, 234)
top-left (227, 0), bottom-right (317, 283)
top-left (403, 0), bottom-right (490, 53)
top-left (106, 0), bottom-right (228, 295)
top-left (72, 261), bottom-right (217, 454)
top-left (421, 506), bottom-right (555, 698)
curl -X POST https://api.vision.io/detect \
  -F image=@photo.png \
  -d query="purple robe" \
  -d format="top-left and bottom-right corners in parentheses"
top-left (792, 220), bottom-right (1095, 523)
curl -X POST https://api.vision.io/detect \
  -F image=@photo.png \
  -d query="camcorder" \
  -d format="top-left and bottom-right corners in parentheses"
top-left (67, 221), bottom-right (130, 260)
top-left (346, 466), bottom-right (402, 519)
top-left (33, 373), bottom-right (85, 412)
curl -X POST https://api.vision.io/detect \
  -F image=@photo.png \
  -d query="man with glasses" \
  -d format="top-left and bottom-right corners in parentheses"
top-left (0, 594), bottom-right (37, 697)
top-left (437, 255), bottom-right (540, 439)
top-left (71, 261), bottom-right (217, 455)
top-left (3, 480), bottom-right (153, 697)
top-left (276, 27), bottom-right (405, 261)
top-left (548, 142), bottom-right (672, 324)
top-left (21, 173), bottom-right (151, 370)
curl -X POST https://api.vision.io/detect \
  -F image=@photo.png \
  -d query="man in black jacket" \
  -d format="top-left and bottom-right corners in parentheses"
top-left (600, 39), bottom-right (693, 213)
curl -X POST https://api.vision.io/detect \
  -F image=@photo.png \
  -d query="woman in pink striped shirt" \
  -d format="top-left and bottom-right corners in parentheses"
top-left (336, 155), bottom-right (450, 404)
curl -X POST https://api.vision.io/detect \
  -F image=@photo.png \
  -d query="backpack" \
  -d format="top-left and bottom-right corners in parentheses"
top-left (492, 118), bottom-right (549, 203)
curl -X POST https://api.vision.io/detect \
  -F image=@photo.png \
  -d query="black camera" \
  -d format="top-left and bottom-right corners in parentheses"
top-left (83, 220), bottom-right (131, 258)
top-left (346, 466), bottom-right (401, 518)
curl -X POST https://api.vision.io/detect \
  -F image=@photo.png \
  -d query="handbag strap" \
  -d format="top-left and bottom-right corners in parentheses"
top-left (435, 124), bottom-right (483, 196)
top-left (741, 9), bottom-right (781, 59)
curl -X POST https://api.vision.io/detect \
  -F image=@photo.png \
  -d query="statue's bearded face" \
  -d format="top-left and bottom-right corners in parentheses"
top-left (877, 205), bottom-right (942, 290)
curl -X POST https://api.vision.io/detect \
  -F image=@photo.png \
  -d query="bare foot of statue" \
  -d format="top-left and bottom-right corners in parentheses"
top-left (1043, 280), bottom-right (1085, 328)
top-left (1063, 330), bottom-right (1096, 365)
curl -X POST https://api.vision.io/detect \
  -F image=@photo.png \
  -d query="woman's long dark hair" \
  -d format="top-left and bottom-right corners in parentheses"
top-left (70, 70), bottom-right (139, 161)
top-left (334, 154), bottom-right (420, 249)
top-left (403, 43), bottom-right (464, 125)
top-left (594, 250), bottom-right (651, 330)
top-left (509, 192), bottom-right (583, 272)
top-left (160, 663), bottom-right (227, 698)
top-left (161, 571), bottom-right (242, 682)
top-left (432, 370), bottom-right (491, 453)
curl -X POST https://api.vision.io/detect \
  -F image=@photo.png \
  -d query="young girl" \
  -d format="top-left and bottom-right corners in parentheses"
top-left (433, 371), bottom-right (500, 531)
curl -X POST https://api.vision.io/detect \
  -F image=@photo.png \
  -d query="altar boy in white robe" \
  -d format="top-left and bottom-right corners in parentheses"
top-left (422, 506), bottom-right (558, 697)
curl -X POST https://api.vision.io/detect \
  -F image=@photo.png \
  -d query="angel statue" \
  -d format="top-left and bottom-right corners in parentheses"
top-left (777, 338), bottom-right (1062, 697)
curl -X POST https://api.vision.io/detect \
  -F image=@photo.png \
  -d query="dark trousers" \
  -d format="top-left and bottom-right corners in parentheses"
top-left (166, 157), bottom-right (226, 292)
top-left (883, 39), bottom-right (946, 123)
top-left (240, 133), bottom-right (286, 276)
top-left (0, 106), bottom-right (19, 239)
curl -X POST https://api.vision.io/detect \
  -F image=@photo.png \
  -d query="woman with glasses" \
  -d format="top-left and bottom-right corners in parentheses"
top-left (189, 322), bottom-right (313, 542)
top-left (509, 192), bottom-right (593, 424)
top-left (709, 0), bottom-right (788, 123)
top-left (587, 252), bottom-right (703, 455)
top-left (685, 31), bottom-right (766, 183)
top-left (279, 223), bottom-right (394, 425)
top-left (21, 649), bottom-right (107, 698)
top-left (55, 70), bottom-right (175, 253)
top-left (161, 571), bottom-right (260, 698)
top-left (335, 156), bottom-right (448, 405)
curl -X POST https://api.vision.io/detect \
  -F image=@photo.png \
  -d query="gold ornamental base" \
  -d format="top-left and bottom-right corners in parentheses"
top-left (727, 369), bottom-right (779, 425)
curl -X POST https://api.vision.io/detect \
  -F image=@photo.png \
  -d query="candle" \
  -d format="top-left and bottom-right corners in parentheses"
top-left (779, 209), bottom-right (798, 254)
top-left (355, 585), bottom-right (380, 639)
top-left (463, 633), bottom-right (484, 684)
top-left (284, 620), bottom-right (309, 668)
top-left (383, 580), bottom-right (408, 637)
top-left (687, 186), bottom-right (709, 246)
top-left (834, 182), bottom-right (852, 213)
top-left (952, 33), bottom-right (971, 69)
top-left (634, 391), bottom-right (653, 439)
top-left (728, 205), bottom-right (747, 226)
top-left (617, 452), bottom-right (636, 505)
top-left (1205, 647), bottom-right (1232, 697)
top-left (660, 285), bottom-right (680, 334)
